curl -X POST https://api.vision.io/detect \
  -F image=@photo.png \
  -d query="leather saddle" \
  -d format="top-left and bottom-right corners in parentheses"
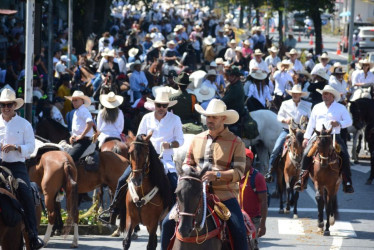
top-left (78, 144), bottom-right (100, 172)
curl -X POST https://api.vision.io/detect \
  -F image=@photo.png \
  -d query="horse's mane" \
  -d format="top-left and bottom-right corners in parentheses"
top-left (135, 135), bottom-right (172, 210)
top-left (295, 130), bottom-right (304, 146)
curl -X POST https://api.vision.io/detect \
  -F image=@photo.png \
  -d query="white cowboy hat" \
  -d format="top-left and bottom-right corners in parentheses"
top-left (204, 36), bottom-right (216, 45)
top-left (128, 48), bottom-right (139, 57)
top-left (253, 49), bottom-right (264, 56)
top-left (267, 46), bottom-right (279, 53)
top-left (0, 89), bottom-right (24, 110)
top-left (285, 48), bottom-right (299, 57)
top-left (146, 91), bottom-right (177, 107)
top-left (243, 40), bottom-right (251, 46)
top-left (206, 69), bottom-right (217, 77)
top-left (167, 40), bottom-right (177, 46)
top-left (358, 58), bottom-right (373, 68)
top-left (64, 90), bottom-right (92, 107)
top-left (318, 53), bottom-right (330, 63)
top-left (195, 99), bottom-right (239, 125)
top-left (250, 71), bottom-right (267, 80)
top-left (151, 86), bottom-right (179, 99)
top-left (228, 39), bottom-right (237, 46)
top-left (235, 46), bottom-right (243, 53)
top-left (103, 49), bottom-right (116, 57)
top-left (194, 85), bottom-right (215, 102)
top-left (189, 70), bottom-right (207, 89)
top-left (276, 60), bottom-right (293, 70)
top-left (330, 63), bottom-right (346, 74)
top-left (99, 91), bottom-right (124, 109)
top-left (60, 55), bottom-right (70, 62)
top-left (215, 58), bottom-right (224, 65)
top-left (317, 85), bottom-right (341, 102)
top-left (312, 68), bottom-right (330, 81)
top-left (152, 41), bottom-right (164, 48)
top-left (285, 84), bottom-right (308, 97)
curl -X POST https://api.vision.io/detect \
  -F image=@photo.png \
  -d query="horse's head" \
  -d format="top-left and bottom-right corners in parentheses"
top-left (175, 166), bottom-right (208, 238)
top-left (289, 127), bottom-right (305, 162)
top-left (348, 101), bottom-right (364, 130)
top-left (315, 125), bottom-right (333, 167)
top-left (128, 131), bottom-right (152, 187)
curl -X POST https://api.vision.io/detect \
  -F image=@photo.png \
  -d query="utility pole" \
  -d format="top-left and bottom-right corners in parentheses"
top-left (47, 0), bottom-right (54, 102)
top-left (68, 0), bottom-right (73, 68)
top-left (347, 0), bottom-right (355, 63)
top-left (24, 0), bottom-right (35, 122)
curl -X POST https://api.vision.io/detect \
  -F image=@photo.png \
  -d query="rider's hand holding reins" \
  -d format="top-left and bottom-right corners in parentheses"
top-left (302, 138), bottom-right (309, 148)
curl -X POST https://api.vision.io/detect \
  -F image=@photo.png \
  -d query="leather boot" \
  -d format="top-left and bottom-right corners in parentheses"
top-left (294, 170), bottom-right (309, 192)
top-left (265, 167), bottom-right (274, 183)
top-left (99, 183), bottom-right (128, 223)
top-left (29, 234), bottom-right (44, 250)
top-left (342, 175), bottom-right (354, 193)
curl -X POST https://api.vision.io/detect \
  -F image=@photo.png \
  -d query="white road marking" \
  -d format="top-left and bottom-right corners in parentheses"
top-left (330, 221), bottom-right (357, 237)
top-left (268, 207), bottom-right (374, 213)
top-left (351, 165), bottom-right (371, 174)
top-left (278, 219), bottom-right (305, 235)
top-left (330, 237), bottom-right (343, 250)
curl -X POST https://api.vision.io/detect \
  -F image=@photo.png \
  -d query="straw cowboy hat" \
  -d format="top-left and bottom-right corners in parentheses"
top-left (317, 85), bottom-right (341, 102)
top-left (195, 99), bottom-right (239, 124)
top-left (194, 85), bottom-right (215, 102)
top-left (286, 48), bottom-right (299, 57)
top-left (312, 68), bottom-right (330, 81)
top-left (253, 49), bottom-right (264, 56)
top-left (102, 49), bottom-right (116, 57)
top-left (215, 58), bottom-right (224, 64)
top-left (250, 70), bottom-right (267, 80)
top-left (167, 40), bottom-right (177, 46)
top-left (267, 46), bottom-right (279, 54)
top-left (151, 86), bottom-right (179, 99)
top-left (206, 69), bottom-right (217, 77)
top-left (128, 48), bottom-right (139, 57)
top-left (235, 46), bottom-right (243, 53)
top-left (174, 72), bottom-right (192, 86)
top-left (358, 58), bottom-right (373, 68)
top-left (286, 84), bottom-right (308, 97)
top-left (276, 60), bottom-right (293, 70)
top-left (153, 41), bottom-right (164, 48)
top-left (99, 92), bottom-right (124, 109)
top-left (243, 40), bottom-right (251, 46)
top-left (330, 62), bottom-right (346, 74)
top-left (64, 90), bottom-right (92, 107)
top-left (146, 91), bottom-right (177, 107)
top-left (318, 52), bottom-right (330, 63)
top-left (228, 39), bottom-right (237, 46)
top-left (0, 89), bottom-right (24, 110)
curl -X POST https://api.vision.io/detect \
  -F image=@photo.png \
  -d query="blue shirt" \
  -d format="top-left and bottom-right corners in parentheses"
top-left (215, 36), bottom-right (228, 46)
top-left (130, 70), bottom-right (148, 92)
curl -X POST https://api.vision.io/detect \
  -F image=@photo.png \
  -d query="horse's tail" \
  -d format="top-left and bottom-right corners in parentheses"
top-left (63, 160), bottom-right (78, 235)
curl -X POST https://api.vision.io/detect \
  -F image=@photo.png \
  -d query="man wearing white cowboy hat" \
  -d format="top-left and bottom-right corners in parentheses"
top-left (64, 90), bottom-right (94, 162)
top-left (265, 85), bottom-right (312, 182)
top-left (265, 46), bottom-right (281, 69)
top-left (97, 92), bottom-right (124, 148)
top-left (352, 59), bottom-right (374, 89)
top-left (329, 64), bottom-right (348, 102)
top-left (224, 39), bottom-right (237, 62)
top-left (194, 85), bottom-right (216, 108)
top-left (252, 26), bottom-right (266, 51)
top-left (273, 60), bottom-right (294, 107)
top-left (168, 98), bottom-right (248, 250)
top-left (201, 69), bottom-right (221, 96)
top-left (0, 89), bottom-right (44, 249)
top-left (294, 85), bottom-right (354, 193)
top-left (286, 49), bottom-right (303, 72)
top-left (163, 40), bottom-right (180, 66)
top-left (311, 52), bottom-right (331, 76)
top-left (249, 49), bottom-right (270, 74)
top-left (305, 52), bottom-right (315, 73)
top-left (203, 36), bottom-right (216, 63)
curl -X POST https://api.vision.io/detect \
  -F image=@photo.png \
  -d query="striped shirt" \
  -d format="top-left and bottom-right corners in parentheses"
top-left (183, 128), bottom-right (246, 201)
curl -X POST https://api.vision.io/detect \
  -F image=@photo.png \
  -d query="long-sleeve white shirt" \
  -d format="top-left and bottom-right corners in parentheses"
top-left (277, 99), bottom-right (312, 129)
top-left (72, 105), bottom-right (94, 137)
top-left (304, 101), bottom-right (352, 139)
top-left (0, 114), bottom-right (35, 162)
top-left (249, 59), bottom-right (270, 74)
top-left (97, 109), bottom-right (124, 147)
top-left (224, 48), bottom-right (236, 62)
top-left (352, 70), bottom-right (374, 87)
top-left (288, 59), bottom-right (304, 72)
top-left (273, 70), bottom-right (294, 96)
top-left (137, 111), bottom-right (184, 173)
top-left (247, 83), bottom-right (272, 107)
top-left (311, 63), bottom-right (331, 76)
top-left (329, 75), bottom-right (347, 101)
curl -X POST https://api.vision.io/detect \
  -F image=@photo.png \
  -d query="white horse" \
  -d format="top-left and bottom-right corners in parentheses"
top-left (174, 110), bottom-right (282, 175)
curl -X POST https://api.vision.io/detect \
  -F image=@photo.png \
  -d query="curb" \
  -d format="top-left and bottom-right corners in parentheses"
top-left (38, 224), bottom-right (118, 235)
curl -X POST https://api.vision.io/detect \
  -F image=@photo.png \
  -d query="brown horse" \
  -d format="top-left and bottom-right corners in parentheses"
top-left (277, 127), bottom-right (305, 218)
top-left (28, 151), bottom-right (79, 248)
top-left (310, 126), bottom-right (340, 236)
top-left (35, 117), bottom-right (71, 143)
top-left (120, 133), bottom-right (172, 250)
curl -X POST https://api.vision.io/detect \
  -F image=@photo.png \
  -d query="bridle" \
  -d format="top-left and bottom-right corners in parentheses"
top-left (316, 134), bottom-right (334, 166)
top-left (129, 141), bottom-right (150, 177)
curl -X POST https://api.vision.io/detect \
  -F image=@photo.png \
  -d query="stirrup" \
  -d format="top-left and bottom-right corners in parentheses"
top-left (265, 173), bottom-right (274, 183)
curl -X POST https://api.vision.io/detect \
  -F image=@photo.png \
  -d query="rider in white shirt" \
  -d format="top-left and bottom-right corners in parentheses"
top-left (329, 65), bottom-right (348, 102)
top-left (311, 52), bottom-right (331, 76)
top-left (286, 49), bottom-right (303, 72)
top-left (249, 49), bottom-right (270, 74)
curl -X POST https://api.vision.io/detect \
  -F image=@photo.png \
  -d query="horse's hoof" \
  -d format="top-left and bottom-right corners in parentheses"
top-left (279, 209), bottom-right (285, 214)
top-left (131, 232), bottom-right (138, 240)
top-left (329, 215), bottom-right (335, 226)
top-left (111, 229), bottom-right (121, 237)
top-left (354, 160), bottom-right (359, 164)
top-left (317, 227), bottom-right (323, 233)
top-left (323, 231), bottom-right (330, 236)
top-left (284, 209), bottom-right (290, 214)
top-left (293, 214), bottom-right (298, 219)
top-left (365, 179), bottom-right (373, 185)
top-left (318, 222), bottom-right (324, 229)
top-left (70, 244), bottom-right (78, 248)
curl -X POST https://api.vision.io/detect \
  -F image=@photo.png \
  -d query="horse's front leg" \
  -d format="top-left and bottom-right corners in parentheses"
top-left (284, 172), bottom-right (291, 214)
top-left (315, 188), bottom-right (324, 231)
top-left (324, 190), bottom-right (331, 236)
top-left (146, 222), bottom-right (159, 250)
top-left (277, 170), bottom-right (285, 214)
top-left (123, 217), bottom-right (134, 250)
top-left (293, 190), bottom-right (299, 219)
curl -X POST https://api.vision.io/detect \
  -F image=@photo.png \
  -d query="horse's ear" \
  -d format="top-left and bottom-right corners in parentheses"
top-left (322, 124), bottom-right (326, 131)
top-left (290, 127), bottom-right (297, 135)
top-left (314, 129), bottom-right (320, 136)
top-left (128, 131), bottom-right (136, 141)
top-left (144, 131), bottom-right (153, 142)
top-left (326, 127), bottom-right (333, 134)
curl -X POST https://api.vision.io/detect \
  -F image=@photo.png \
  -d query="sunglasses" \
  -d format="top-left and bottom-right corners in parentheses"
top-left (0, 103), bottom-right (14, 108)
top-left (155, 103), bottom-right (168, 108)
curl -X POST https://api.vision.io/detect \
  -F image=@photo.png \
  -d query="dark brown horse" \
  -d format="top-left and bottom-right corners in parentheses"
top-left (309, 126), bottom-right (340, 236)
top-left (35, 117), bottom-right (71, 143)
top-left (28, 151), bottom-right (79, 248)
top-left (120, 133), bottom-right (172, 250)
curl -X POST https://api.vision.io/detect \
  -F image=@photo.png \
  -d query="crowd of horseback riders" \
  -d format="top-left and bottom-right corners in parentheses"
top-left (1, 0), bottom-right (374, 249)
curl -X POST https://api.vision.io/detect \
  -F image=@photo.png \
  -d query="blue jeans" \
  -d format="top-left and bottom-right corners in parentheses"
top-left (92, 73), bottom-right (102, 92)
top-left (161, 197), bottom-right (248, 250)
top-left (3, 161), bottom-right (38, 236)
top-left (133, 90), bottom-right (142, 101)
top-left (268, 129), bottom-right (289, 172)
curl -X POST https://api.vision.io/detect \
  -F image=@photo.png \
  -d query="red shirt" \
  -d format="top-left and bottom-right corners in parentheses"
top-left (239, 168), bottom-right (267, 218)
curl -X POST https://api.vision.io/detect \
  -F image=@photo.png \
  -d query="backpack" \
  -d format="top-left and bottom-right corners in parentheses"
top-left (249, 168), bottom-right (270, 207)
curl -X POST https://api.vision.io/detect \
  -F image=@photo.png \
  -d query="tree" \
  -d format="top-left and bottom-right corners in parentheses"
top-left (288, 0), bottom-right (335, 55)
